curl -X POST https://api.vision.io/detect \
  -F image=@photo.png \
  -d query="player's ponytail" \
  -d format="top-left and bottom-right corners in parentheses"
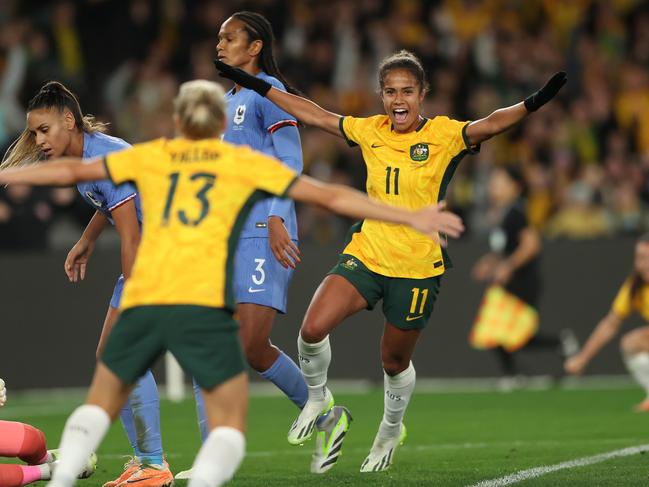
top-left (378, 50), bottom-right (429, 94)
top-left (232, 11), bottom-right (301, 96)
top-left (2, 81), bottom-right (108, 169)
top-left (174, 80), bottom-right (227, 139)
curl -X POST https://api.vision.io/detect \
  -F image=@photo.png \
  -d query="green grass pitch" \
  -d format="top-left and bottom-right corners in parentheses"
top-left (3, 386), bottom-right (649, 486)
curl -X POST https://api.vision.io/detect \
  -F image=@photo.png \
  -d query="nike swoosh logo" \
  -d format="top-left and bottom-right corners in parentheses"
top-left (371, 143), bottom-right (384, 148)
top-left (405, 315), bottom-right (423, 321)
top-left (248, 287), bottom-right (266, 293)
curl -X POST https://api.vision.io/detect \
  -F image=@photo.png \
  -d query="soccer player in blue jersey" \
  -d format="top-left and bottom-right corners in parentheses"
top-left (2, 81), bottom-right (173, 487)
top-left (176, 11), bottom-right (351, 478)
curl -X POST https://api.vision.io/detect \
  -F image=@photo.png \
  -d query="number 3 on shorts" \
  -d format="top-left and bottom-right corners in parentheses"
top-left (252, 258), bottom-right (266, 285)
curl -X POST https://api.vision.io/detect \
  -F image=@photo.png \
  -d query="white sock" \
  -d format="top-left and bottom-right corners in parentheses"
top-left (49, 405), bottom-right (110, 487)
top-left (624, 352), bottom-right (649, 398)
top-left (38, 463), bottom-right (52, 480)
top-left (297, 334), bottom-right (331, 401)
top-left (380, 362), bottom-right (416, 438)
top-left (188, 427), bottom-right (245, 487)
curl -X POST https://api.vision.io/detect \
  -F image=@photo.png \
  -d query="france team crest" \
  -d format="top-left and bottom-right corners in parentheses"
top-left (234, 104), bottom-right (246, 125)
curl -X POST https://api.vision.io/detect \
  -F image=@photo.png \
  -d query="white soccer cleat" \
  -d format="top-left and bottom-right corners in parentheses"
top-left (0, 378), bottom-right (6, 407)
top-left (174, 468), bottom-right (193, 480)
top-left (359, 423), bottom-right (407, 473)
top-left (287, 387), bottom-right (334, 445)
top-left (310, 405), bottom-right (352, 474)
top-left (48, 449), bottom-right (98, 479)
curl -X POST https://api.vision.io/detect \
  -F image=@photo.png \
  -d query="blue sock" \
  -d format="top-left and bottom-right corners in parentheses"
top-left (260, 350), bottom-right (308, 409)
top-left (119, 370), bottom-right (164, 465)
top-left (193, 379), bottom-right (209, 443)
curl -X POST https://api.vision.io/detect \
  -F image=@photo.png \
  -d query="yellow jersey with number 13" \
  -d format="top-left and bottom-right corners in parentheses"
top-left (339, 114), bottom-right (478, 279)
top-left (104, 137), bottom-right (297, 310)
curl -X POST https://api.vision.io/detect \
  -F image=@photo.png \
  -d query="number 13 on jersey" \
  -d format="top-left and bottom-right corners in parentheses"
top-left (162, 171), bottom-right (217, 226)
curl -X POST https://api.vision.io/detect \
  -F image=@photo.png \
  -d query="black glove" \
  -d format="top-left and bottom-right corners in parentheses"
top-left (524, 72), bottom-right (567, 112)
top-left (213, 59), bottom-right (272, 97)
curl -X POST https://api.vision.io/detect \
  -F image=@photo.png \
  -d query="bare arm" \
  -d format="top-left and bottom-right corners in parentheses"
top-left (287, 176), bottom-right (464, 239)
top-left (565, 311), bottom-right (624, 375)
top-left (0, 157), bottom-right (107, 186)
top-left (465, 102), bottom-right (528, 146)
top-left (64, 211), bottom-right (109, 282)
top-left (111, 200), bottom-right (141, 279)
top-left (465, 72), bottom-right (567, 146)
top-left (265, 88), bottom-right (341, 136)
top-left (82, 211), bottom-right (109, 243)
top-left (213, 60), bottom-right (342, 136)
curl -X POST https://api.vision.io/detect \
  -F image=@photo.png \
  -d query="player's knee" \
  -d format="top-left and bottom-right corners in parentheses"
top-left (382, 353), bottom-right (410, 376)
top-left (300, 319), bottom-right (328, 343)
top-left (621, 329), bottom-right (649, 355)
top-left (240, 335), bottom-right (277, 372)
top-left (18, 423), bottom-right (47, 464)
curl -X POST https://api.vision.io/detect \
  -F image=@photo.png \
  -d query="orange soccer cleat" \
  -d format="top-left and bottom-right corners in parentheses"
top-left (633, 398), bottom-right (649, 413)
top-left (103, 457), bottom-right (140, 487)
top-left (116, 461), bottom-right (174, 487)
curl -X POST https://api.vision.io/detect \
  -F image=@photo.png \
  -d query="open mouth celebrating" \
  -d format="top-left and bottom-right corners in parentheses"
top-left (393, 108), bottom-right (408, 124)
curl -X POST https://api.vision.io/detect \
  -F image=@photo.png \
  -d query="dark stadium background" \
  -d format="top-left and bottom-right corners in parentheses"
top-left (1, 0), bottom-right (649, 388)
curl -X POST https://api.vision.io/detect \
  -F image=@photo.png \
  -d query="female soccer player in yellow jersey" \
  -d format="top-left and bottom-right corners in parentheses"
top-left (0, 79), bottom-right (463, 487)
top-left (565, 235), bottom-right (649, 412)
top-left (214, 50), bottom-right (566, 472)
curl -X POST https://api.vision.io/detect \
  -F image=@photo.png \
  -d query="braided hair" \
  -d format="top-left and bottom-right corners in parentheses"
top-left (231, 11), bottom-right (300, 96)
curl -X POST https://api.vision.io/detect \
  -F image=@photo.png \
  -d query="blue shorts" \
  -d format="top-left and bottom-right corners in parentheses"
top-left (110, 274), bottom-right (125, 309)
top-left (233, 237), bottom-right (295, 314)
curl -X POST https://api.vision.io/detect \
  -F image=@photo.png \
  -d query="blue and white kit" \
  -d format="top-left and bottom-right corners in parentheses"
top-left (78, 131), bottom-right (142, 309)
top-left (224, 72), bottom-right (303, 313)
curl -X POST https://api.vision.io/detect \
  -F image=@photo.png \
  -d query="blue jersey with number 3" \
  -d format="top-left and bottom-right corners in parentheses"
top-left (224, 72), bottom-right (302, 239)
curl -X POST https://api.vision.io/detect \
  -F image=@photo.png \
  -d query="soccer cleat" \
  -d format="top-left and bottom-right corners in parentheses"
top-left (359, 423), bottom-right (407, 473)
top-left (47, 449), bottom-right (98, 479)
top-left (310, 406), bottom-right (352, 474)
top-left (174, 468), bottom-right (193, 480)
top-left (116, 462), bottom-right (174, 487)
top-left (102, 457), bottom-right (140, 487)
top-left (287, 387), bottom-right (334, 445)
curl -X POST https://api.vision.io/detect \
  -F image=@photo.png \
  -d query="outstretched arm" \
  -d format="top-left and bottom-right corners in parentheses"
top-left (465, 72), bottom-right (567, 146)
top-left (214, 60), bottom-right (342, 136)
top-left (288, 176), bottom-right (464, 241)
top-left (0, 157), bottom-right (106, 186)
top-left (564, 311), bottom-right (624, 375)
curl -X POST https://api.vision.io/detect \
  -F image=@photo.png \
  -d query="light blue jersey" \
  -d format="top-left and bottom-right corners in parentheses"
top-left (224, 72), bottom-right (302, 239)
top-left (77, 131), bottom-right (142, 225)
top-left (77, 131), bottom-right (142, 308)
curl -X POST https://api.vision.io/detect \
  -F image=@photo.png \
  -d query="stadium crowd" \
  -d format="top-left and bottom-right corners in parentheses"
top-left (1, 0), bottom-right (648, 248)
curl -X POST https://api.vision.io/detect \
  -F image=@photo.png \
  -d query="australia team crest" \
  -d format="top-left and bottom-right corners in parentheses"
top-left (410, 143), bottom-right (429, 162)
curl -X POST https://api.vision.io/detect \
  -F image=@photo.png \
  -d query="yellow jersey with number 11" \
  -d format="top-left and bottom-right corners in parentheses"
top-left (339, 114), bottom-right (478, 279)
top-left (104, 137), bottom-right (297, 310)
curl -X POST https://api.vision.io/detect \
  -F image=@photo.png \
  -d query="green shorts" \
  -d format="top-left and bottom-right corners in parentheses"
top-left (329, 254), bottom-right (441, 330)
top-left (101, 305), bottom-right (246, 390)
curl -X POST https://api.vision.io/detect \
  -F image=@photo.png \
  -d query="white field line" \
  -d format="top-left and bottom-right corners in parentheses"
top-left (468, 444), bottom-right (649, 487)
top-left (97, 437), bottom-right (647, 460)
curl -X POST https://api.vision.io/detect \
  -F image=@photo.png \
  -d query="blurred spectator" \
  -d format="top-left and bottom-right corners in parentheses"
top-left (2, 0), bottom-right (649, 248)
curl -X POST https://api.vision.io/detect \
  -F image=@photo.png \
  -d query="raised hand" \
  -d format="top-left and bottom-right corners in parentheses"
top-left (524, 72), bottom-right (567, 112)
top-left (213, 59), bottom-right (272, 96)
